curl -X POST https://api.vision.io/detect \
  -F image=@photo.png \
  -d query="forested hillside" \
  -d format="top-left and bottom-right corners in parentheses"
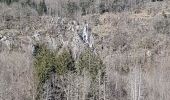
top-left (0, 0), bottom-right (170, 100)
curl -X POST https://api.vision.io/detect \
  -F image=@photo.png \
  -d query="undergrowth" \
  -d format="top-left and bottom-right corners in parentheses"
top-left (34, 44), bottom-right (75, 99)
top-left (34, 44), bottom-right (104, 99)
top-left (77, 49), bottom-right (104, 80)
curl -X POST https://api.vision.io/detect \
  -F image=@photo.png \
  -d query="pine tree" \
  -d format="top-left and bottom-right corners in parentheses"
top-left (38, 0), bottom-right (47, 15)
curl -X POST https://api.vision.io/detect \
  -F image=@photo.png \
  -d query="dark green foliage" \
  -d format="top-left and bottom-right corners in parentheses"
top-left (66, 1), bottom-right (79, 17)
top-left (34, 45), bottom-right (75, 83)
top-left (0, 0), bottom-right (19, 5)
top-left (99, 2), bottom-right (109, 14)
top-left (55, 49), bottom-right (75, 75)
top-left (28, 1), bottom-right (38, 11)
top-left (79, 0), bottom-right (94, 15)
top-left (34, 44), bottom-right (56, 99)
top-left (26, 0), bottom-right (31, 5)
top-left (21, 0), bottom-right (32, 7)
top-left (22, 0), bottom-right (47, 15)
top-left (77, 49), bottom-right (104, 99)
top-left (78, 49), bottom-right (103, 79)
top-left (37, 0), bottom-right (47, 15)
top-left (34, 44), bottom-right (56, 84)
top-left (34, 44), bottom-right (75, 99)
top-left (33, 44), bottom-right (40, 56)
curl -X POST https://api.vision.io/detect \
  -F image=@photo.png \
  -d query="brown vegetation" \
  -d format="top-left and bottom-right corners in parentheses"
top-left (0, 0), bottom-right (170, 100)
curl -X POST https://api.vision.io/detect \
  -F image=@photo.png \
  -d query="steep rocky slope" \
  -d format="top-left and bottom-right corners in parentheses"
top-left (0, 0), bottom-right (170, 100)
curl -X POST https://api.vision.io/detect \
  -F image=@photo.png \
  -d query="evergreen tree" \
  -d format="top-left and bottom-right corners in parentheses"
top-left (38, 0), bottom-right (47, 15)
top-left (0, 0), bottom-right (19, 5)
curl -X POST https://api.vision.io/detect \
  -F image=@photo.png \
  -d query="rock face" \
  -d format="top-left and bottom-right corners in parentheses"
top-left (82, 23), bottom-right (89, 44)
top-left (81, 23), bottom-right (94, 48)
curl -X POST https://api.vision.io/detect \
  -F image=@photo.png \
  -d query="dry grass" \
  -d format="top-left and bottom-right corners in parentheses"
top-left (0, 0), bottom-right (170, 100)
top-left (0, 51), bottom-right (35, 100)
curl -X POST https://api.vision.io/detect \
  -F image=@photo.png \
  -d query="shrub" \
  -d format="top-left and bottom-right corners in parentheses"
top-left (0, 0), bottom-right (19, 5)
top-left (99, 2), bottom-right (109, 14)
top-left (77, 49), bottom-right (103, 79)
top-left (34, 44), bottom-right (56, 84)
top-left (34, 45), bottom-right (75, 83)
top-left (153, 18), bottom-right (170, 34)
top-left (34, 44), bottom-right (56, 99)
top-left (79, 0), bottom-right (94, 15)
top-left (55, 49), bottom-right (75, 75)
top-left (138, 36), bottom-right (158, 49)
top-left (21, 0), bottom-right (34, 7)
top-left (37, 0), bottom-right (47, 15)
top-left (34, 44), bottom-right (75, 99)
top-left (111, 33), bottom-right (129, 52)
top-left (66, 1), bottom-right (79, 17)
